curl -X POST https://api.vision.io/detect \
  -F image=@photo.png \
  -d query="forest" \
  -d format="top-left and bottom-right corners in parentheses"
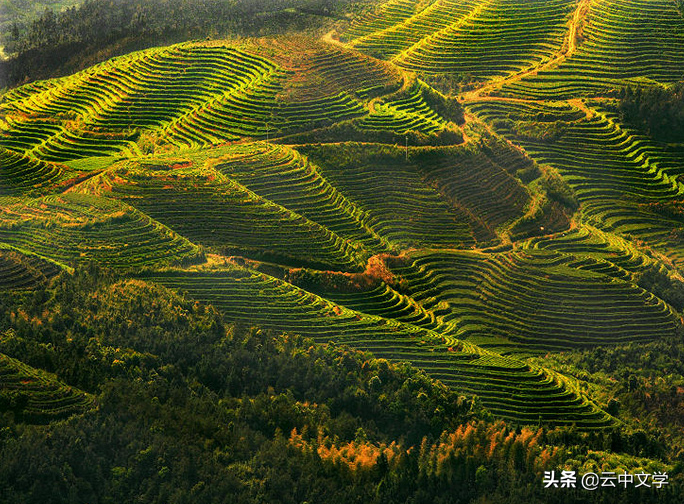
top-left (616, 84), bottom-right (684, 143)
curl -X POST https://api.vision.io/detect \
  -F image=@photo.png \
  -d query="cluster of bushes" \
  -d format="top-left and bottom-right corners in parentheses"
top-left (419, 84), bottom-right (465, 125)
top-left (541, 169), bottom-right (579, 211)
top-left (513, 119), bottom-right (567, 143)
top-left (616, 84), bottom-right (684, 143)
top-left (635, 265), bottom-right (684, 312)
top-left (508, 197), bottom-right (570, 240)
top-left (420, 72), bottom-right (481, 95)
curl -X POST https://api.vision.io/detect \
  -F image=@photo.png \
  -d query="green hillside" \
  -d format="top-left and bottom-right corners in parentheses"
top-left (0, 0), bottom-right (682, 428)
top-left (1, 0), bottom-right (684, 502)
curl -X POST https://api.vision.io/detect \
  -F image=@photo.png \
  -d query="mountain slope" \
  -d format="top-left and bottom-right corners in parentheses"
top-left (1, 2), bottom-right (683, 438)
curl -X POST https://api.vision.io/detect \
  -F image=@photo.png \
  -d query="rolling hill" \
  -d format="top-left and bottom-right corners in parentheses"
top-left (1, 0), bottom-right (684, 463)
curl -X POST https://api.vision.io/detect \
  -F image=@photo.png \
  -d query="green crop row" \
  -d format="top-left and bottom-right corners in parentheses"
top-left (344, 0), bottom-right (422, 42)
top-left (350, 0), bottom-right (479, 59)
top-left (291, 43), bottom-right (401, 100)
top-left (358, 81), bottom-right (449, 135)
top-left (411, 139), bottom-right (532, 241)
top-left (349, 0), bottom-right (572, 81)
top-left (0, 193), bottom-right (203, 270)
top-left (1, 42), bottom-right (378, 160)
top-left (496, 0), bottom-right (684, 99)
top-left (391, 248), bottom-right (678, 353)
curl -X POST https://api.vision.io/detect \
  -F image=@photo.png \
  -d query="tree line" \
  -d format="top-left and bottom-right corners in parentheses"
top-left (617, 84), bottom-right (684, 143)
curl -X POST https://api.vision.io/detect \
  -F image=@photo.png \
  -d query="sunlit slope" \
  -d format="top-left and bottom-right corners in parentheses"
top-left (524, 225), bottom-right (676, 279)
top-left (0, 38), bottom-right (462, 164)
top-left (346, 0), bottom-right (574, 81)
top-left (257, 37), bottom-right (402, 102)
top-left (359, 81), bottom-right (452, 135)
top-left (345, 0), bottom-right (684, 99)
top-left (496, 0), bottom-right (684, 99)
top-left (347, 0), bottom-right (481, 59)
top-left (1, 43), bottom-right (286, 158)
top-left (344, 0), bottom-right (424, 41)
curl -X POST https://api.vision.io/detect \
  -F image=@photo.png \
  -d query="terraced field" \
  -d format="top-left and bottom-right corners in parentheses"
top-left (391, 248), bottom-right (678, 352)
top-left (496, 0), bottom-right (684, 99)
top-left (0, 148), bottom-right (72, 195)
top-left (302, 144), bottom-right (478, 249)
top-left (0, 349), bottom-right (92, 422)
top-left (409, 140), bottom-right (532, 240)
top-left (77, 157), bottom-right (367, 271)
top-left (138, 266), bottom-right (612, 427)
top-left (0, 39), bottom-right (419, 159)
top-left (358, 81), bottom-right (451, 135)
top-left (1, 0), bottom-right (683, 430)
top-left (467, 99), bottom-right (684, 263)
top-left (0, 249), bottom-right (62, 290)
top-left (0, 193), bottom-right (204, 270)
top-left (347, 0), bottom-right (574, 80)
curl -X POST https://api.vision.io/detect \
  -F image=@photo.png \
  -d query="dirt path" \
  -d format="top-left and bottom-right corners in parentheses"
top-left (567, 98), bottom-right (594, 120)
